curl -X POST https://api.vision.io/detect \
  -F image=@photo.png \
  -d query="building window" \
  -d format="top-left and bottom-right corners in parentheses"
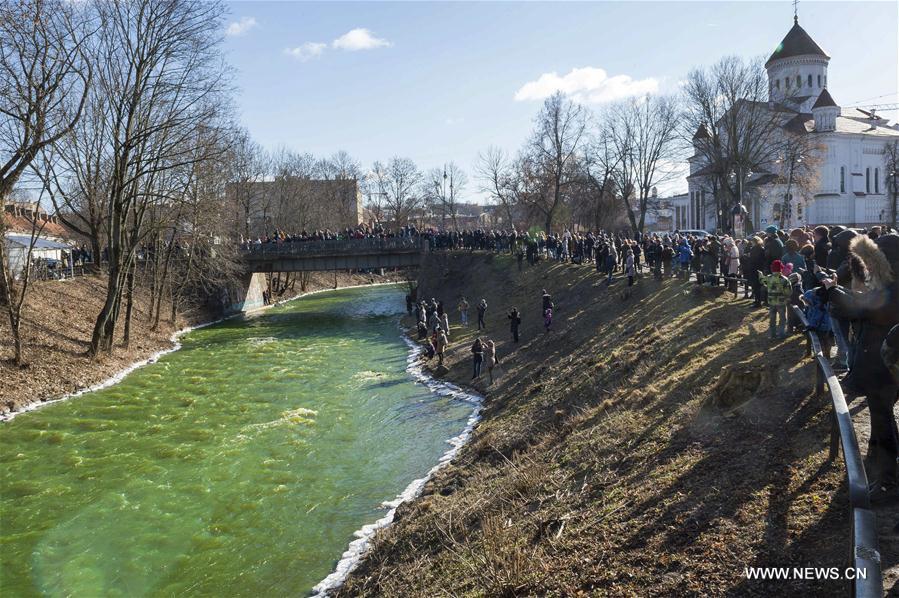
top-left (817, 74), bottom-right (822, 87)
top-left (786, 77), bottom-right (791, 89)
top-left (824, 75), bottom-right (827, 86)
top-left (807, 74), bottom-right (812, 87)
top-left (840, 167), bottom-right (845, 193)
top-left (866, 168), bottom-right (871, 193)
top-left (875, 168), bottom-right (880, 193)
top-left (796, 75), bottom-right (801, 88)
top-left (775, 79), bottom-right (780, 90)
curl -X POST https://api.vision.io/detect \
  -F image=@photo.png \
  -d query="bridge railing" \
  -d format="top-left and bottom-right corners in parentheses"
top-left (791, 306), bottom-right (882, 598)
top-left (240, 236), bottom-right (427, 257)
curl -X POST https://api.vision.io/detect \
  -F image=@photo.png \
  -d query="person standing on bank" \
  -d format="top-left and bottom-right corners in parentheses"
top-left (477, 299), bottom-right (487, 330)
top-left (458, 296), bottom-right (469, 327)
top-left (508, 308), bottom-right (522, 343)
top-left (440, 310), bottom-right (450, 337)
top-left (471, 337), bottom-right (484, 379)
top-left (434, 326), bottom-right (448, 366)
top-left (484, 339), bottom-right (499, 384)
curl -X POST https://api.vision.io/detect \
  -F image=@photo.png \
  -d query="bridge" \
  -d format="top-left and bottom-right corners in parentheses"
top-left (240, 237), bottom-right (429, 272)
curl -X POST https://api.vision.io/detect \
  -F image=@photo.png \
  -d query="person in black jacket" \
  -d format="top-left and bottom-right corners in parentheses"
top-left (763, 226), bottom-right (784, 270)
top-left (508, 308), bottom-right (522, 343)
top-left (813, 225), bottom-right (830, 267)
top-left (747, 236), bottom-right (767, 307)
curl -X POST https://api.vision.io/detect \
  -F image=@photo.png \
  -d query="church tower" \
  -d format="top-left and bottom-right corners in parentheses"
top-left (765, 16), bottom-right (830, 112)
top-left (811, 88), bottom-right (839, 132)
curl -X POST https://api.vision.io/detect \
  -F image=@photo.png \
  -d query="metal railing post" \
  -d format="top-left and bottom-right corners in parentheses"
top-left (791, 305), bottom-right (883, 597)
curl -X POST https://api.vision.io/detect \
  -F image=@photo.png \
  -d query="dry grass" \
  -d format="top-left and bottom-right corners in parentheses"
top-left (338, 252), bottom-right (851, 597)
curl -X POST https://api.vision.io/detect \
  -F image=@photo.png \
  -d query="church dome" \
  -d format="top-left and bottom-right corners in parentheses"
top-left (765, 17), bottom-right (830, 67)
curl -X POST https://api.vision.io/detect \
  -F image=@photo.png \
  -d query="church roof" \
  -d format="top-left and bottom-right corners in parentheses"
top-left (812, 88), bottom-right (838, 109)
top-left (765, 18), bottom-right (830, 67)
top-left (692, 123), bottom-right (710, 140)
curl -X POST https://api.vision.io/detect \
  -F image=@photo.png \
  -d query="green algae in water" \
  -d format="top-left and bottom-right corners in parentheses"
top-left (1, 286), bottom-right (475, 597)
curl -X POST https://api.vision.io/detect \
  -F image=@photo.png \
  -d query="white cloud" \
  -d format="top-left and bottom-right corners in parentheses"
top-left (332, 28), bottom-right (391, 51)
top-left (514, 67), bottom-right (659, 104)
top-left (226, 16), bottom-right (258, 37)
top-left (284, 42), bottom-right (327, 62)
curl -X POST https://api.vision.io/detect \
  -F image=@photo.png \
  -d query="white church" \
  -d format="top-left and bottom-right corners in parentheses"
top-left (678, 16), bottom-right (899, 233)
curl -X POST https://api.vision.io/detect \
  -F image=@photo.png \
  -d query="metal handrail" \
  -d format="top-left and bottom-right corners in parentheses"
top-left (791, 305), bottom-right (882, 597)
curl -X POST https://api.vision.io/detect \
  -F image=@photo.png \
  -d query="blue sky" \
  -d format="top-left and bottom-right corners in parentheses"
top-left (224, 1), bottom-right (898, 199)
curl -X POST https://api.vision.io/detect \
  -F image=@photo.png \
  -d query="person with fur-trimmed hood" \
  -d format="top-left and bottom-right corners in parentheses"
top-left (830, 233), bottom-right (899, 500)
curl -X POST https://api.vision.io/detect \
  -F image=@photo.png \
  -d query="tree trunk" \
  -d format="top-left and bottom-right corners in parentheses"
top-left (122, 262), bottom-right (136, 349)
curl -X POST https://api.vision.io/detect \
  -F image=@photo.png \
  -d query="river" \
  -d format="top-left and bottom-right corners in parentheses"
top-left (0, 285), bottom-right (478, 597)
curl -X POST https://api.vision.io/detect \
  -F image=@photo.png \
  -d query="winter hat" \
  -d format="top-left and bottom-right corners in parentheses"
top-left (782, 262), bottom-right (794, 275)
top-left (765, 225), bottom-right (778, 235)
top-left (771, 260), bottom-right (783, 273)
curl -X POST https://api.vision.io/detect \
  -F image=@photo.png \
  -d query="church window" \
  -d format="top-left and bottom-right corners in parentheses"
top-left (824, 75), bottom-right (827, 86)
top-left (840, 167), bottom-right (845, 193)
top-left (786, 77), bottom-right (791, 89)
top-left (866, 168), bottom-right (871, 193)
top-left (796, 75), bottom-right (801, 88)
top-left (875, 168), bottom-right (880, 193)
top-left (775, 79), bottom-right (780, 90)
top-left (817, 74), bottom-right (822, 87)
top-left (807, 74), bottom-right (812, 87)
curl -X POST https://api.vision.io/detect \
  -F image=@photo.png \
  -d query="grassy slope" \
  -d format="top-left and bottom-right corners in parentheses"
top-left (338, 251), bottom-right (850, 597)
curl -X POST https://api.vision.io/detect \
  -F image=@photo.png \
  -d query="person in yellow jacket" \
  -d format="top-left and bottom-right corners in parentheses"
top-left (759, 259), bottom-right (792, 339)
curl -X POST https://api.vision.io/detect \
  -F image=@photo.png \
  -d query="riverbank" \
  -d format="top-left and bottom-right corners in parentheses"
top-left (0, 271), bottom-right (403, 417)
top-left (337, 251), bottom-right (853, 596)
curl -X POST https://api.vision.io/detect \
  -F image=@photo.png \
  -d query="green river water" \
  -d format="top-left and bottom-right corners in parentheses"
top-left (0, 285), bottom-right (478, 597)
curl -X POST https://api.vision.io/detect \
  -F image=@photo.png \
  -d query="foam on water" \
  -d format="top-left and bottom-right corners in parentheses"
top-left (0, 282), bottom-right (402, 423)
top-left (311, 333), bottom-right (483, 597)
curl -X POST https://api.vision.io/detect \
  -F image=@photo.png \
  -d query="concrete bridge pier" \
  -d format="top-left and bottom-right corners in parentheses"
top-left (222, 272), bottom-right (267, 315)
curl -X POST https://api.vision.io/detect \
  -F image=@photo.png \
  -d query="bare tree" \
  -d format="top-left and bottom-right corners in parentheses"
top-left (363, 161), bottom-right (390, 226)
top-left (522, 92), bottom-right (587, 233)
top-left (382, 157), bottom-right (422, 226)
top-left (229, 129), bottom-right (269, 240)
top-left (581, 119), bottom-right (624, 231)
top-left (0, 0), bottom-right (93, 365)
top-left (609, 95), bottom-right (681, 235)
top-left (317, 150), bottom-right (362, 230)
top-left (774, 132), bottom-right (823, 229)
top-left (682, 56), bottom-right (791, 233)
top-left (475, 146), bottom-right (519, 228)
top-left (423, 162), bottom-right (467, 230)
top-left (86, 0), bottom-right (231, 357)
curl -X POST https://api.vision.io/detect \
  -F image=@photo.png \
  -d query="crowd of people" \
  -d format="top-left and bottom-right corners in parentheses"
top-left (403, 222), bottom-right (898, 504)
